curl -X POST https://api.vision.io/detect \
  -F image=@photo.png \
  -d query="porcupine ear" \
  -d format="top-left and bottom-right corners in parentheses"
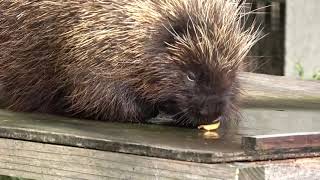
top-left (148, 23), bottom-right (189, 56)
top-left (162, 24), bottom-right (184, 47)
top-left (158, 11), bottom-right (194, 49)
top-left (156, 19), bottom-right (191, 49)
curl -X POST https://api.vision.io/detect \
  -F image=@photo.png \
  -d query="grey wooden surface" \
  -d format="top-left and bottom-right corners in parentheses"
top-left (239, 72), bottom-right (320, 109)
top-left (0, 108), bottom-right (319, 164)
top-left (242, 132), bottom-right (320, 152)
top-left (237, 158), bottom-right (320, 180)
top-left (0, 138), bottom-right (319, 180)
top-left (0, 138), bottom-right (237, 180)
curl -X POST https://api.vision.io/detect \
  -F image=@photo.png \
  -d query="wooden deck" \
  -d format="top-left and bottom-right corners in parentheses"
top-left (1, 138), bottom-right (320, 180)
top-left (239, 72), bottom-right (320, 109)
top-left (0, 107), bottom-right (319, 179)
top-left (0, 73), bottom-right (319, 179)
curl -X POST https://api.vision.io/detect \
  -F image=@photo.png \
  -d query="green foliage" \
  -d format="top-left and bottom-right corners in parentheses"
top-left (294, 62), bottom-right (320, 80)
top-left (313, 70), bottom-right (320, 80)
top-left (0, 175), bottom-right (33, 180)
top-left (295, 62), bottom-right (304, 79)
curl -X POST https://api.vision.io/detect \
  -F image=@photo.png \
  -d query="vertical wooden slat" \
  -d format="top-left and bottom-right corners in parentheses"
top-left (248, 0), bottom-right (285, 76)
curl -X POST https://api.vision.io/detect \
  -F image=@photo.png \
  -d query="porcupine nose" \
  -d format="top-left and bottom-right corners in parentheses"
top-left (199, 96), bottom-right (223, 121)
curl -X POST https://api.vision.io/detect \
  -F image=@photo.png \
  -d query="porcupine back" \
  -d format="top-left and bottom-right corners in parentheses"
top-left (0, 0), bottom-right (258, 125)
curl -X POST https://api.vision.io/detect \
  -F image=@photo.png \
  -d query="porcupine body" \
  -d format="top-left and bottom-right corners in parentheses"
top-left (0, 0), bottom-right (258, 127)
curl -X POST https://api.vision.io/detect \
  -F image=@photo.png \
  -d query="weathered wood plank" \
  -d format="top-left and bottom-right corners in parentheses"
top-left (242, 132), bottom-right (320, 153)
top-left (1, 138), bottom-right (319, 180)
top-left (237, 158), bottom-right (320, 180)
top-left (0, 108), bottom-right (319, 164)
top-left (0, 138), bottom-right (236, 180)
top-left (239, 72), bottom-right (320, 109)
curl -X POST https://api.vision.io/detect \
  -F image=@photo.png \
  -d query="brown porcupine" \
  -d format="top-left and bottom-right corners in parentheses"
top-left (0, 0), bottom-right (259, 127)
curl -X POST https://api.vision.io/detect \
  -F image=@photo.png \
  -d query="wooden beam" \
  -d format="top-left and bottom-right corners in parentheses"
top-left (0, 109), bottom-right (319, 164)
top-left (0, 138), bottom-right (237, 180)
top-left (237, 158), bottom-right (320, 180)
top-left (239, 72), bottom-right (320, 109)
top-left (242, 132), bottom-right (320, 153)
top-left (0, 138), bottom-right (319, 180)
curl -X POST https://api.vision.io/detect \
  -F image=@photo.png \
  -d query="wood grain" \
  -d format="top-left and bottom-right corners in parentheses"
top-left (0, 109), bottom-right (319, 164)
top-left (239, 72), bottom-right (320, 109)
top-left (242, 132), bottom-right (320, 153)
top-left (1, 138), bottom-right (319, 180)
top-left (0, 138), bottom-right (236, 180)
top-left (237, 158), bottom-right (320, 180)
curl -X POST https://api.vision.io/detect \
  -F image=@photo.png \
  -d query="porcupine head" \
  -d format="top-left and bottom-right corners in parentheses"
top-left (128, 0), bottom-right (259, 127)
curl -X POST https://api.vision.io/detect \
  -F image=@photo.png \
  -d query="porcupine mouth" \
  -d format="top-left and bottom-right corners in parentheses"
top-left (158, 100), bottom-right (223, 127)
top-left (170, 112), bottom-right (223, 127)
top-left (193, 116), bottom-right (223, 127)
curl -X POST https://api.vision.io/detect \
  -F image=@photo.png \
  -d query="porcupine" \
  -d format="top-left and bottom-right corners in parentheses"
top-left (0, 0), bottom-right (259, 127)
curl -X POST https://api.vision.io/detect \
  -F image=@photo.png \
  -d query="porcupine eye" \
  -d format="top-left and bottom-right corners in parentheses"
top-left (187, 72), bottom-right (196, 82)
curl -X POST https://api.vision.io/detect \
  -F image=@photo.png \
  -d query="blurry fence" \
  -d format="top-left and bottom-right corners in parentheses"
top-left (247, 0), bottom-right (285, 75)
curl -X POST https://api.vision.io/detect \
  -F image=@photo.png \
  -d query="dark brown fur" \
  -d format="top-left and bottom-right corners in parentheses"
top-left (0, 0), bottom-right (258, 127)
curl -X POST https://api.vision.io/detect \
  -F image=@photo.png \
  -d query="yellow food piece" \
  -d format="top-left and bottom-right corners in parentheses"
top-left (198, 120), bottom-right (220, 131)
